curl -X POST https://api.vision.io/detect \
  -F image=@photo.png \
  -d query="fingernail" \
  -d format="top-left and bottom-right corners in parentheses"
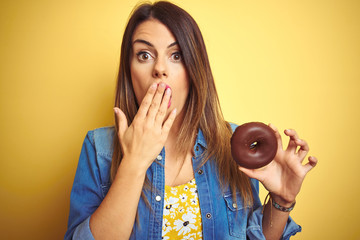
top-left (113, 108), bottom-right (118, 114)
top-left (160, 82), bottom-right (166, 88)
top-left (151, 83), bottom-right (157, 89)
top-left (168, 98), bottom-right (171, 108)
top-left (165, 88), bottom-right (171, 95)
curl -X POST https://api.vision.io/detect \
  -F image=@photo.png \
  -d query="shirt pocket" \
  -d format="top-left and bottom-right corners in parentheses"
top-left (223, 192), bottom-right (251, 238)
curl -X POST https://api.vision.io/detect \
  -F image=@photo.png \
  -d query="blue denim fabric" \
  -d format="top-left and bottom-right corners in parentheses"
top-left (65, 123), bottom-right (301, 240)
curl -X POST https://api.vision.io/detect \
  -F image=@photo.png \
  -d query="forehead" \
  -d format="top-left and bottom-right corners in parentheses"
top-left (132, 19), bottom-right (177, 46)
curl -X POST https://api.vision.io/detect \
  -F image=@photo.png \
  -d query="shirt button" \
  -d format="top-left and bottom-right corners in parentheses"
top-left (196, 146), bottom-right (199, 151)
top-left (156, 155), bottom-right (162, 161)
top-left (206, 213), bottom-right (212, 219)
top-left (232, 203), bottom-right (237, 209)
top-left (155, 195), bottom-right (161, 202)
top-left (198, 169), bottom-right (203, 175)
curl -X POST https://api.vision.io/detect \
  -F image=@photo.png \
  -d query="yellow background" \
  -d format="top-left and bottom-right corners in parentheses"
top-left (1, 0), bottom-right (359, 239)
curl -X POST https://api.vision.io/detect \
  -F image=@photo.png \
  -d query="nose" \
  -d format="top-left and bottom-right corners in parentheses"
top-left (152, 58), bottom-right (168, 79)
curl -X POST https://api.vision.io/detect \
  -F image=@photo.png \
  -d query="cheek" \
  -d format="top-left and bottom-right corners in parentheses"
top-left (178, 67), bottom-right (190, 93)
top-left (173, 71), bottom-right (190, 103)
top-left (130, 62), bottom-right (151, 105)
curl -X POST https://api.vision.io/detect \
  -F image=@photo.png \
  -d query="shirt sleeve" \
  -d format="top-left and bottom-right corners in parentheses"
top-left (246, 179), bottom-right (302, 240)
top-left (64, 131), bottom-right (101, 240)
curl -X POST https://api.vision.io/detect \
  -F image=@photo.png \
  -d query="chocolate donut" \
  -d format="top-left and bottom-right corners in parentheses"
top-left (231, 122), bottom-right (278, 169)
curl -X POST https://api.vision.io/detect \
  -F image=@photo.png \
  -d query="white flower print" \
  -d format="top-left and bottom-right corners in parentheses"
top-left (162, 218), bottom-right (168, 229)
top-left (190, 197), bottom-right (198, 206)
top-left (183, 236), bottom-right (195, 240)
top-left (180, 193), bottom-right (188, 202)
top-left (163, 196), bottom-right (179, 216)
top-left (187, 206), bottom-right (195, 214)
top-left (173, 212), bottom-right (197, 235)
top-left (162, 218), bottom-right (172, 236)
top-left (192, 205), bottom-right (200, 215)
top-left (183, 233), bottom-right (197, 240)
top-left (170, 187), bottom-right (178, 195)
top-left (162, 179), bottom-right (202, 239)
top-left (189, 186), bottom-right (197, 193)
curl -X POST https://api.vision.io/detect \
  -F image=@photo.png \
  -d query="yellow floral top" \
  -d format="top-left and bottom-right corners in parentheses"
top-left (162, 179), bottom-right (203, 240)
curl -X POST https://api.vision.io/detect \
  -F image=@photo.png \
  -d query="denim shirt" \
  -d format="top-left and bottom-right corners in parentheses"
top-left (65, 124), bottom-right (301, 240)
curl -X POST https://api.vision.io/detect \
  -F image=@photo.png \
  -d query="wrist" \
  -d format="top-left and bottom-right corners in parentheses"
top-left (117, 156), bottom-right (148, 179)
top-left (269, 193), bottom-right (296, 212)
top-left (270, 193), bottom-right (295, 208)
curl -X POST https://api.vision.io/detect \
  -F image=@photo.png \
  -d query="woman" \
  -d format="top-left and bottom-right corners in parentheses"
top-left (65, 2), bottom-right (317, 239)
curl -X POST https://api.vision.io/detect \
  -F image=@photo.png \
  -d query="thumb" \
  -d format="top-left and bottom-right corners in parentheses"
top-left (238, 166), bottom-right (262, 181)
top-left (114, 107), bottom-right (128, 139)
top-left (304, 156), bottom-right (318, 174)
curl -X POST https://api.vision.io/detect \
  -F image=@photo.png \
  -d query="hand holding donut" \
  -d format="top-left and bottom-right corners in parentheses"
top-left (114, 83), bottom-right (177, 172)
top-left (233, 123), bottom-right (318, 205)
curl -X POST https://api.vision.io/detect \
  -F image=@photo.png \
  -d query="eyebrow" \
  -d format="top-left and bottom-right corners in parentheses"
top-left (133, 39), bottom-right (179, 48)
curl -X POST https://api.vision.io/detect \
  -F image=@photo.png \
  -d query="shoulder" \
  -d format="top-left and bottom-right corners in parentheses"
top-left (86, 126), bottom-right (115, 157)
top-left (81, 126), bottom-right (115, 185)
top-left (228, 122), bottom-right (239, 133)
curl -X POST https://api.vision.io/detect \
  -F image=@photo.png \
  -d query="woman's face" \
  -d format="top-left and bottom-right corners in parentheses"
top-left (130, 19), bottom-right (189, 118)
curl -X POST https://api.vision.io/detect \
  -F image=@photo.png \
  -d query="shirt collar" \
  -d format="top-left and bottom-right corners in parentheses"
top-left (196, 128), bottom-right (207, 149)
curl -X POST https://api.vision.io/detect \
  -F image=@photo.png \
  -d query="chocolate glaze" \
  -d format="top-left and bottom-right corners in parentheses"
top-left (231, 122), bottom-right (278, 169)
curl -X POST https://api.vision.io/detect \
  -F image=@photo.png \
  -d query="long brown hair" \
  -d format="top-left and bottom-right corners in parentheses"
top-left (111, 1), bottom-right (253, 206)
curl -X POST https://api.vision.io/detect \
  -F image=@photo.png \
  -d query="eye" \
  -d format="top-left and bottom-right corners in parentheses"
top-left (136, 51), bottom-right (153, 62)
top-left (170, 52), bottom-right (182, 62)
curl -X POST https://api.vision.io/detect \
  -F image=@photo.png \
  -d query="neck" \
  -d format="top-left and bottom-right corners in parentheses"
top-left (165, 107), bottom-right (196, 155)
top-left (163, 108), bottom-right (195, 187)
top-left (166, 107), bottom-right (185, 143)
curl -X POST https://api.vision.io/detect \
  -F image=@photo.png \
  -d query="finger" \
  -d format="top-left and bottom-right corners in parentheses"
top-left (161, 108), bottom-right (177, 137)
top-left (268, 123), bottom-right (283, 151)
top-left (136, 83), bottom-right (157, 119)
top-left (238, 166), bottom-right (263, 182)
top-left (155, 87), bottom-right (172, 125)
top-left (284, 129), bottom-right (300, 152)
top-left (303, 156), bottom-right (318, 174)
top-left (114, 107), bottom-right (128, 140)
top-left (295, 138), bottom-right (309, 160)
top-left (147, 82), bottom-right (166, 120)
